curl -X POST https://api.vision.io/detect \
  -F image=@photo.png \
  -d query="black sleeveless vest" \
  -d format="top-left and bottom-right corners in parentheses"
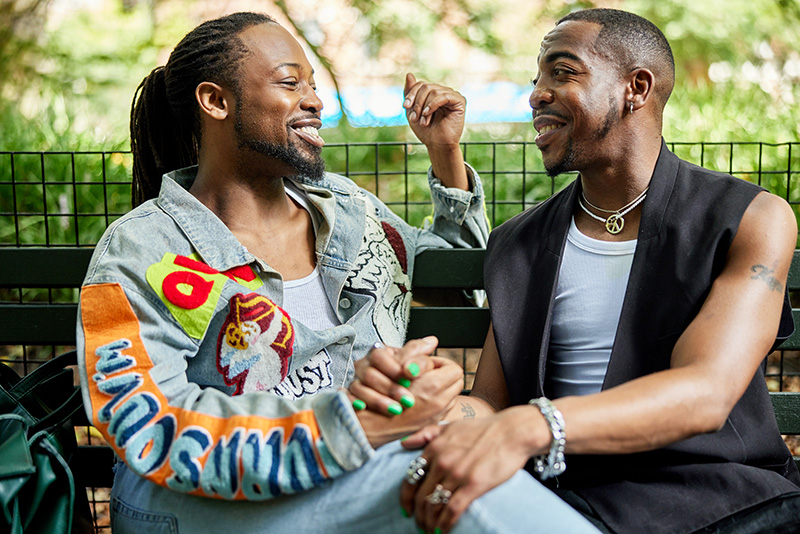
top-left (484, 142), bottom-right (799, 534)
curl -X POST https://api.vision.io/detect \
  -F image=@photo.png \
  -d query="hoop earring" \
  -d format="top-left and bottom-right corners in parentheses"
top-left (628, 101), bottom-right (634, 115)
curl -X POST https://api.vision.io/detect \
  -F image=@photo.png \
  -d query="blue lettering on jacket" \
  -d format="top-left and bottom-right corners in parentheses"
top-left (95, 373), bottom-right (143, 424)
top-left (168, 428), bottom-right (213, 493)
top-left (241, 428), bottom-right (284, 499)
top-left (92, 339), bottom-right (334, 500)
top-left (200, 428), bottom-right (243, 499)
top-left (95, 338), bottom-right (135, 374)
top-left (108, 392), bottom-right (160, 448)
top-left (127, 414), bottom-right (176, 476)
top-left (283, 426), bottom-right (327, 493)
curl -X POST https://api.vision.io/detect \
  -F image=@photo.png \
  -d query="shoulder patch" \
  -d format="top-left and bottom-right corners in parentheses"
top-left (146, 253), bottom-right (262, 339)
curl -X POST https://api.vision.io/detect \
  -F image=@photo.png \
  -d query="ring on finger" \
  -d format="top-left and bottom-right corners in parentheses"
top-left (405, 456), bottom-right (428, 485)
top-left (425, 484), bottom-right (452, 505)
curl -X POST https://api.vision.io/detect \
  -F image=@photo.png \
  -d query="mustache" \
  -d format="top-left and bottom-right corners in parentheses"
top-left (534, 108), bottom-right (569, 122)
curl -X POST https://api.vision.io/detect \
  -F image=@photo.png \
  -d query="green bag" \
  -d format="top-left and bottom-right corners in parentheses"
top-left (0, 351), bottom-right (93, 534)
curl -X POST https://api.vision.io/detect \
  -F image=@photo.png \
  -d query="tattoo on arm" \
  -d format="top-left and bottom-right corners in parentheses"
top-left (460, 402), bottom-right (476, 419)
top-left (750, 265), bottom-right (783, 292)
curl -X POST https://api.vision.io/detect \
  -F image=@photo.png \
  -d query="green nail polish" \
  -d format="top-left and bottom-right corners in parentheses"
top-left (400, 395), bottom-right (415, 408)
top-left (401, 507), bottom-right (409, 517)
top-left (435, 529), bottom-right (442, 534)
top-left (397, 377), bottom-right (411, 388)
top-left (388, 403), bottom-right (403, 416)
top-left (408, 362), bottom-right (420, 377)
top-left (352, 399), bottom-right (366, 411)
top-left (401, 435), bottom-right (409, 441)
top-left (418, 529), bottom-right (426, 534)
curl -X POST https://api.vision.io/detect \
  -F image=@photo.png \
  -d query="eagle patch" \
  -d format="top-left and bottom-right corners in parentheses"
top-left (216, 293), bottom-right (294, 395)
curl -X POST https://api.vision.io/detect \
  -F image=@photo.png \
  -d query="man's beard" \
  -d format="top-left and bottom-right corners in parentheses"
top-left (544, 138), bottom-right (576, 178)
top-left (234, 103), bottom-right (326, 181)
top-left (543, 96), bottom-right (619, 178)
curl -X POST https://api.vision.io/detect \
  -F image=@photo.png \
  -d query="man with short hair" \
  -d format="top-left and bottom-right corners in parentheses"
top-left (76, 12), bottom-right (599, 534)
top-left (395, 8), bottom-right (800, 534)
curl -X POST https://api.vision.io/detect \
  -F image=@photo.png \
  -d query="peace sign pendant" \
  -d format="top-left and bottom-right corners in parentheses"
top-left (605, 214), bottom-right (624, 234)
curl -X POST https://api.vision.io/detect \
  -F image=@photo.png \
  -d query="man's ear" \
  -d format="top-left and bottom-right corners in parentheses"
top-left (196, 81), bottom-right (230, 121)
top-left (626, 68), bottom-right (654, 112)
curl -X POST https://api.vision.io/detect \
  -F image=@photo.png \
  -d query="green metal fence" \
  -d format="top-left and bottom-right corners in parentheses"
top-left (2, 141), bottom-right (799, 383)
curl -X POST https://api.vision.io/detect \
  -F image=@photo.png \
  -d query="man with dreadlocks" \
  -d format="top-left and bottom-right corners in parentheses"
top-left (75, 11), bottom-right (599, 534)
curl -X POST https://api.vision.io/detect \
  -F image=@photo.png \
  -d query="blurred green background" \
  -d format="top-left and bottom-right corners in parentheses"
top-left (3, 0), bottom-right (799, 150)
top-left (2, 0), bottom-right (799, 248)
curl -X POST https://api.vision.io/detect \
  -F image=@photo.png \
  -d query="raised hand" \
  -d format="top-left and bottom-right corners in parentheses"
top-left (403, 73), bottom-right (470, 190)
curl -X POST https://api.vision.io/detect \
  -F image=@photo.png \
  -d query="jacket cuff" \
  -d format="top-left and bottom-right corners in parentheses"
top-left (428, 164), bottom-right (486, 225)
top-left (313, 390), bottom-right (375, 472)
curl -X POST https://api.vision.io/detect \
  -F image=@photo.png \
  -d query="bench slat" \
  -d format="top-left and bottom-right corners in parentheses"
top-left (0, 304), bottom-right (79, 345)
top-left (788, 249), bottom-right (800, 291)
top-left (0, 305), bottom-right (490, 347)
top-left (407, 307), bottom-right (490, 348)
top-left (0, 248), bottom-right (92, 287)
top-left (771, 392), bottom-right (800, 435)
top-left (413, 249), bottom-right (484, 288)
top-left (775, 309), bottom-right (800, 351)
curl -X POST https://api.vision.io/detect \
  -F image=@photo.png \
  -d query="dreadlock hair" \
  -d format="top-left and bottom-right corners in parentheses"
top-left (130, 12), bottom-right (277, 207)
top-left (558, 8), bottom-right (675, 111)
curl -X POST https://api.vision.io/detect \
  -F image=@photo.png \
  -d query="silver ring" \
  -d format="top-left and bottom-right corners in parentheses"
top-left (425, 484), bottom-right (452, 505)
top-left (404, 456), bottom-right (428, 485)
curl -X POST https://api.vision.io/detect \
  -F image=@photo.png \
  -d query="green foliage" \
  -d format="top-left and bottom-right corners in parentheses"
top-left (1, 0), bottom-right (798, 245)
top-left (1, 0), bottom-right (157, 151)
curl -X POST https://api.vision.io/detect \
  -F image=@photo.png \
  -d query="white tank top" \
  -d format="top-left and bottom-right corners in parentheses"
top-left (281, 180), bottom-right (340, 331)
top-left (545, 218), bottom-right (636, 398)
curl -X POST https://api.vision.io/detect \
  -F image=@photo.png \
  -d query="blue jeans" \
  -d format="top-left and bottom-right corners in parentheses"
top-left (110, 440), bottom-right (601, 533)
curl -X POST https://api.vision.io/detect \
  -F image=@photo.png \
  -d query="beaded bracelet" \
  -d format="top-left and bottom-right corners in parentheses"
top-left (528, 397), bottom-right (567, 480)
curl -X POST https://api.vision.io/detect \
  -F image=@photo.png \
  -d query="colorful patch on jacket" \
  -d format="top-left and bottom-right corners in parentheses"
top-left (344, 212), bottom-right (412, 347)
top-left (80, 283), bottom-right (344, 501)
top-left (217, 293), bottom-right (294, 395)
top-left (146, 253), bottom-right (263, 339)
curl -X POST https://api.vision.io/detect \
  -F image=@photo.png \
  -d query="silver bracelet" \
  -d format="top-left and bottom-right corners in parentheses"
top-left (528, 397), bottom-right (566, 480)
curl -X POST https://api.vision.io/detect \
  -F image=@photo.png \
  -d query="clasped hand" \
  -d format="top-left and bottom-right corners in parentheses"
top-left (346, 336), bottom-right (463, 448)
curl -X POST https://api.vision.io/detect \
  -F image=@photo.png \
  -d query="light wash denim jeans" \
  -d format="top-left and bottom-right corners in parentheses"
top-left (110, 440), bottom-right (601, 534)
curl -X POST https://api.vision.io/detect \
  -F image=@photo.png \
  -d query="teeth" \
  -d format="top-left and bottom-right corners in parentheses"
top-left (538, 124), bottom-right (562, 134)
top-left (298, 126), bottom-right (321, 138)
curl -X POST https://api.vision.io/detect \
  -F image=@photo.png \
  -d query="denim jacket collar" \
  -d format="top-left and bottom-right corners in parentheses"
top-left (158, 166), bottom-right (369, 276)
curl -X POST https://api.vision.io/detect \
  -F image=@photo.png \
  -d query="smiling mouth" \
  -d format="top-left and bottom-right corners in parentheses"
top-left (292, 125), bottom-right (325, 148)
top-left (533, 121), bottom-right (565, 148)
top-left (538, 124), bottom-right (562, 134)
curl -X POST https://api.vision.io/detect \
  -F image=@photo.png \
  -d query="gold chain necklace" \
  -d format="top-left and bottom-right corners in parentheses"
top-left (578, 187), bottom-right (649, 235)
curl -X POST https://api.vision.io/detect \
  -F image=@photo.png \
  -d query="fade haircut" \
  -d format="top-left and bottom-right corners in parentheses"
top-left (558, 8), bottom-right (675, 110)
top-left (129, 12), bottom-right (278, 207)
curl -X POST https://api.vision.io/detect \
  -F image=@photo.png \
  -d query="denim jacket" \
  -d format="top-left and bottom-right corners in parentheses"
top-left (77, 165), bottom-right (488, 502)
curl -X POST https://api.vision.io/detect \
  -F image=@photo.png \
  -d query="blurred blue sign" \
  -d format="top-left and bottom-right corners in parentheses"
top-left (318, 82), bottom-right (532, 128)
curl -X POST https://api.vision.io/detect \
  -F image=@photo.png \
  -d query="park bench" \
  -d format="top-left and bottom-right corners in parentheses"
top-left (1, 245), bottom-right (799, 529)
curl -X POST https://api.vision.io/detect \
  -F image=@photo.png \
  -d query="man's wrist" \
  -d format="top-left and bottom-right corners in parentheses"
top-left (428, 144), bottom-right (470, 191)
